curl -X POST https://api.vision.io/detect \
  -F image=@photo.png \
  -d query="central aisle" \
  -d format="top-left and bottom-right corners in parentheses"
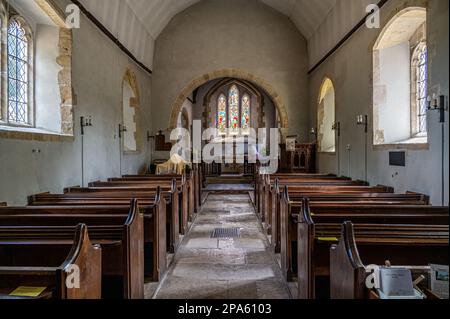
top-left (153, 192), bottom-right (291, 299)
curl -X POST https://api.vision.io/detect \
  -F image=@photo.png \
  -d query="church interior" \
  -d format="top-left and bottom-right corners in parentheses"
top-left (0, 0), bottom-right (448, 301)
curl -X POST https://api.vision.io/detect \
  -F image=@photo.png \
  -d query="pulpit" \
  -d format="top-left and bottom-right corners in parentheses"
top-left (279, 143), bottom-right (316, 173)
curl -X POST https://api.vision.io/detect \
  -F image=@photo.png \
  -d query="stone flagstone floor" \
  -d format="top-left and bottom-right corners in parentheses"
top-left (152, 193), bottom-right (291, 299)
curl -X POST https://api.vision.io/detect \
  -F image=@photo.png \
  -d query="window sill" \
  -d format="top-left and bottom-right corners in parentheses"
top-left (373, 136), bottom-right (429, 151)
top-left (0, 125), bottom-right (74, 142)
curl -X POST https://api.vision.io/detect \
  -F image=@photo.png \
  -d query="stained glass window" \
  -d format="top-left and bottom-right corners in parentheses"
top-left (241, 93), bottom-right (250, 133)
top-left (217, 94), bottom-right (227, 134)
top-left (228, 85), bottom-right (239, 133)
top-left (7, 18), bottom-right (29, 124)
top-left (416, 45), bottom-right (428, 134)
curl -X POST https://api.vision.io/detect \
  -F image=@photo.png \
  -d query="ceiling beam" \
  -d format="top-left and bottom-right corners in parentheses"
top-left (308, 0), bottom-right (390, 75)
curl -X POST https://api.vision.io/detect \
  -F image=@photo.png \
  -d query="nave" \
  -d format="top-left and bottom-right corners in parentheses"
top-left (0, 0), bottom-right (448, 305)
top-left (154, 192), bottom-right (291, 299)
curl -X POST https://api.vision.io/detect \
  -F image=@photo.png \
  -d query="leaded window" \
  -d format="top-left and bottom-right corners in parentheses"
top-left (216, 84), bottom-right (252, 135)
top-left (7, 18), bottom-right (29, 124)
top-left (416, 44), bottom-right (428, 134)
top-left (228, 85), bottom-right (239, 133)
top-left (241, 93), bottom-right (250, 132)
top-left (217, 94), bottom-right (227, 135)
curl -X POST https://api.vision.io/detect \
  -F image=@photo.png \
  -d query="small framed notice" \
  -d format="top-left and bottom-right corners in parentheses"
top-left (430, 264), bottom-right (449, 299)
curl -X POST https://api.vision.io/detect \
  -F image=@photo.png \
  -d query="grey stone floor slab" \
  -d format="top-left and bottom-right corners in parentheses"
top-left (153, 191), bottom-right (291, 299)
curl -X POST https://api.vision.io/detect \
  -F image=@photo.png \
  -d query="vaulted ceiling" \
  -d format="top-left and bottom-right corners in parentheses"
top-left (78, 0), bottom-right (338, 69)
top-left (123, 0), bottom-right (336, 40)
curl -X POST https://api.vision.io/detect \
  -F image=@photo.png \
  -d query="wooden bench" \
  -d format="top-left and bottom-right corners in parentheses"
top-left (0, 223), bottom-right (102, 299)
top-left (260, 176), bottom-right (369, 225)
top-left (0, 200), bottom-right (144, 299)
top-left (109, 172), bottom-right (196, 218)
top-left (86, 179), bottom-right (193, 233)
top-left (273, 189), bottom-right (429, 253)
top-left (293, 200), bottom-right (449, 299)
top-left (255, 173), bottom-right (348, 214)
top-left (32, 185), bottom-right (177, 254)
top-left (330, 221), bottom-right (449, 299)
top-left (122, 168), bottom-right (201, 214)
top-left (272, 184), bottom-right (395, 254)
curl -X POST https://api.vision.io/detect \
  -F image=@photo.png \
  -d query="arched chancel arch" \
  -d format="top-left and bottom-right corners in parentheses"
top-left (168, 69), bottom-right (289, 139)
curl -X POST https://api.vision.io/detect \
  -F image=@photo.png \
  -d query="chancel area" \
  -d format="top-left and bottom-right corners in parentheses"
top-left (0, 0), bottom-right (448, 301)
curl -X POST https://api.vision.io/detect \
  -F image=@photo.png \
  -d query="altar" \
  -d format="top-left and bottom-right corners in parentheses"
top-left (204, 135), bottom-right (259, 175)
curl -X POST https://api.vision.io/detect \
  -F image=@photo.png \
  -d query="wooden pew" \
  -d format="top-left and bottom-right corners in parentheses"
top-left (112, 176), bottom-right (193, 229)
top-left (86, 179), bottom-right (192, 233)
top-left (271, 187), bottom-right (427, 254)
top-left (68, 183), bottom-right (187, 236)
top-left (271, 184), bottom-right (395, 253)
top-left (0, 201), bottom-right (144, 299)
top-left (255, 173), bottom-right (349, 214)
top-left (0, 202), bottom-right (6, 207)
top-left (330, 221), bottom-right (449, 299)
top-left (28, 193), bottom-right (166, 282)
top-left (32, 185), bottom-right (177, 254)
top-left (260, 176), bottom-right (369, 226)
top-left (122, 168), bottom-right (200, 214)
top-left (293, 199), bottom-right (449, 299)
top-left (0, 223), bottom-right (102, 299)
top-left (111, 172), bottom-right (196, 219)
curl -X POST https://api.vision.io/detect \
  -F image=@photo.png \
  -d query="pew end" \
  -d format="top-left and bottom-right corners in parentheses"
top-left (60, 223), bottom-right (102, 299)
top-left (329, 222), bottom-right (366, 299)
top-left (0, 224), bottom-right (102, 299)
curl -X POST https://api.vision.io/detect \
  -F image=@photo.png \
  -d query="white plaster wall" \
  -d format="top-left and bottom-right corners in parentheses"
top-left (151, 0), bottom-right (309, 138)
top-left (0, 0), bottom-right (153, 205)
top-left (310, 0), bottom-right (449, 205)
top-left (35, 24), bottom-right (61, 133)
top-left (308, 0), bottom-right (375, 68)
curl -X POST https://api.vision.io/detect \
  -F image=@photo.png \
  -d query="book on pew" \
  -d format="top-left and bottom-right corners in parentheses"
top-left (378, 268), bottom-right (425, 299)
top-left (9, 287), bottom-right (47, 298)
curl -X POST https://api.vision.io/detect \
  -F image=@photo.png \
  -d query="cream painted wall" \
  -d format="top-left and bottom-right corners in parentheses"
top-left (309, 0), bottom-right (449, 205)
top-left (0, 0), bottom-right (153, 205)
top-left (151, 0), bottom-right (309, 138)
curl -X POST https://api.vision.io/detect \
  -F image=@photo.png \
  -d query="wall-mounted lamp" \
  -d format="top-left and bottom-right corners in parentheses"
top-left (356, 115), bottom-right (368, 133)
top-left (80, 116), bottom-right (93, 135)
top-left (331, 122), bottom-right (341, 136)
top-left (428, 94), bottom-right (448, 205)
top-left (356, 115), bottom-right (369, 182)
top-left (428, 95), bottom-right (448, 123)
top-left (118, 124), bottom-right (128, 139)
top-left (80, 116), bottom-right (93, 188)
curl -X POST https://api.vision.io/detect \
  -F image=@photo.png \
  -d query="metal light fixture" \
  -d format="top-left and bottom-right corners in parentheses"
top-left (80, 116), bottom-right (93, 135)
top-left (356, 115), bottom-right (369, 182)
top-left (356, 115), bottom-right (368, 132)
